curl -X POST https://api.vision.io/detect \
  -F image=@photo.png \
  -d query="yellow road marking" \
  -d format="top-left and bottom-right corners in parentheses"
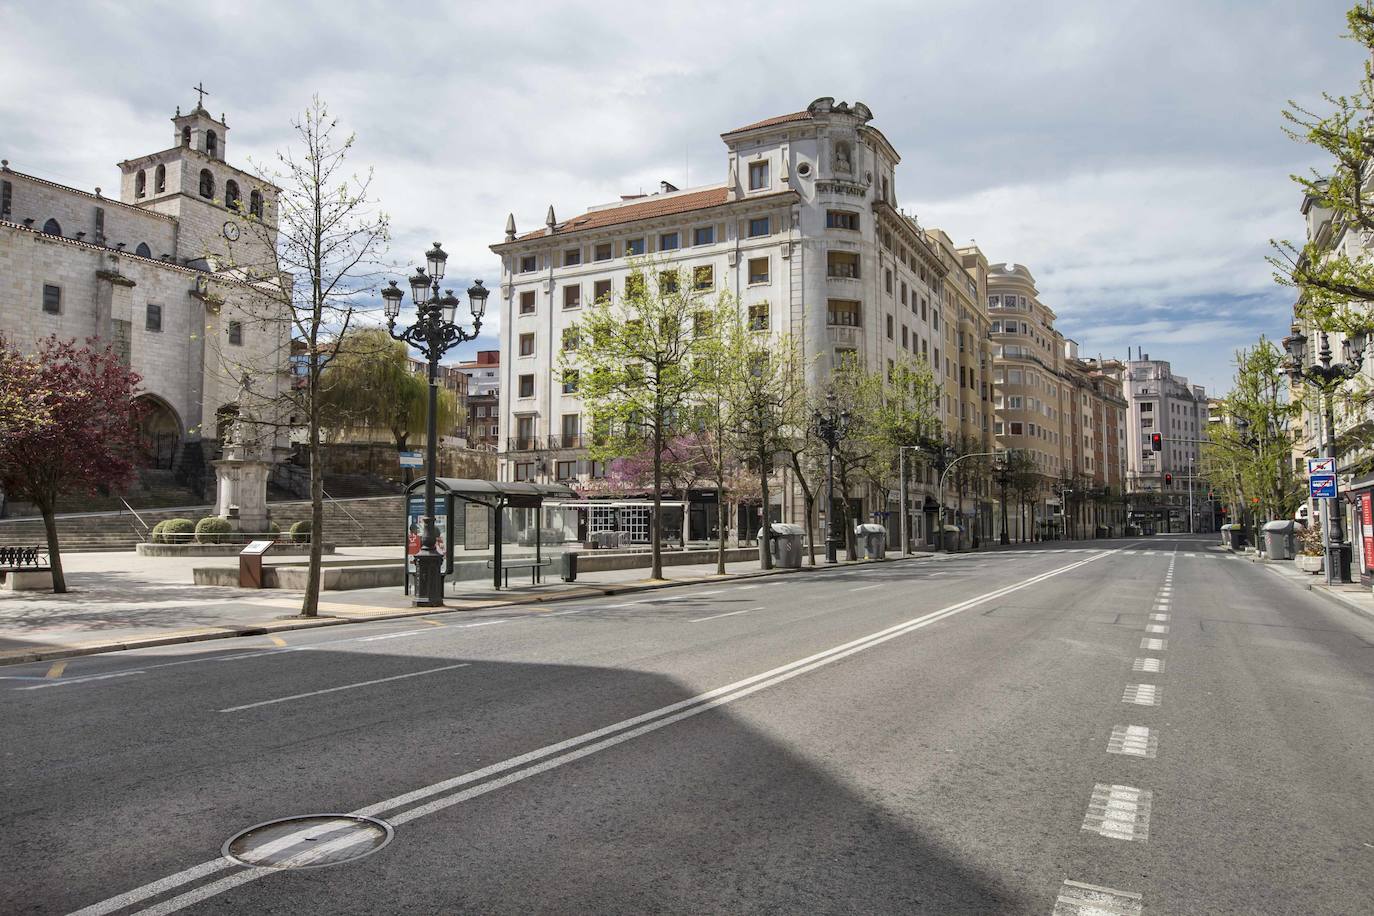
top-left (45, 661), bottom-right (67, 679)
top-left (420, 618), bottom-right (445, 627)
top-left (269, 636), bottom-right (287, 647)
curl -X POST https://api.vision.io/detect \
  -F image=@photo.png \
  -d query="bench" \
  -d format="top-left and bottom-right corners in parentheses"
top-left (0, 545), bottom-right (53, 591)
top-left (486, 558), bottom-right (553, 588)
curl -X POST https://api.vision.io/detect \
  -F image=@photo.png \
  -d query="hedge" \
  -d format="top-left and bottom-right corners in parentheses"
top-left (161, 518), bottom-right (195, 544)
top-left (289, 520), bottom-right (312, 543)
top-left (150, 520), bottom-right (167, 544)
top-left (195, 516), bottom-right (234, 544)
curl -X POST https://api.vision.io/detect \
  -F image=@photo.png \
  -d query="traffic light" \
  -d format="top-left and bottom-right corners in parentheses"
top-left (1164, 473), bottom-right (1173, 486)
top-left (1150, 433), bottom-right (1162, 452)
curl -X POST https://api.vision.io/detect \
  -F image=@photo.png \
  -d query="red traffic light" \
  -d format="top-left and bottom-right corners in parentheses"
top-left (1150, 433), bottom-right (1162, 452)
top-left (1164, 473), bottom-right (1173, 485)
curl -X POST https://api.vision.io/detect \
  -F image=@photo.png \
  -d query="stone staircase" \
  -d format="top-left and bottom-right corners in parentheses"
top-left (0, 496), bottom-right (405, 552)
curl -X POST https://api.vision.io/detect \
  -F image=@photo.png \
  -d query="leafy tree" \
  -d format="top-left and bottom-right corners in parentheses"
top-left (563, 260), bottom-right (714, 579)
top-left (318, 327), bottom-right (462, 451)
top-left (222, 97), bottom-right (390, 617)
top-left (1004, 449), bottom-right (1042, 543)
top-left (1271, 2), bottom-right (1374, 337)
top-left (0, 336), bottom-right (143, 592)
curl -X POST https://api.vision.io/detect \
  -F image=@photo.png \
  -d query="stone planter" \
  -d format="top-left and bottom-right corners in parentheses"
top-left (1294, 554), bottom-right (1324, 574)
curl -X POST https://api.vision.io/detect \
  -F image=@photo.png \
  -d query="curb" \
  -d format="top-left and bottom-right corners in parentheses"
top-left (0, 552), bottom-right (936, 667)
top-left (1259, 562), bottom-right (1374, 623)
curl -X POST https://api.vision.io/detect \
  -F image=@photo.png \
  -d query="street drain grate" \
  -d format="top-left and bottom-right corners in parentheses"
top-left (222, 814), bottom-right (393, 869)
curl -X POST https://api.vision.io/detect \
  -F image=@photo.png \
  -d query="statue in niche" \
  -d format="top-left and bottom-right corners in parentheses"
top-left (833, 141), bottom-right (853, 174)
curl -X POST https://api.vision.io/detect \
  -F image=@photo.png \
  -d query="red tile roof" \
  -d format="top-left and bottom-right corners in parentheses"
top-left (722, 110), bottom-right (813, 136)
top-left (514, 186), bottom-right (744, 242)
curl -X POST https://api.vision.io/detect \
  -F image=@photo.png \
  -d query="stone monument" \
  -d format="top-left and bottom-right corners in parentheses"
top-left (212, 376), bottom-right (274, 534)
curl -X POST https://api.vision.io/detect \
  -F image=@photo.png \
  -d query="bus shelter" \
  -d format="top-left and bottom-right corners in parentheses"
top-left (403, 478), bottom-right (578, 592)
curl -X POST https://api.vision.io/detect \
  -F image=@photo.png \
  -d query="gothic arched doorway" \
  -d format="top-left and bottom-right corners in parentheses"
top-left (136, 395), bottom-right (182, 469)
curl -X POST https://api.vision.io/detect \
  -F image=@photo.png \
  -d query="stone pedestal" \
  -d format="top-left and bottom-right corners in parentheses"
top-left (213, 455), bottom-right (273, 534)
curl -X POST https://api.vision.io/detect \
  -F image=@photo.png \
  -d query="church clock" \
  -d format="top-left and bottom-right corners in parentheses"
top-left (222, 221), bottom-right (240, 241)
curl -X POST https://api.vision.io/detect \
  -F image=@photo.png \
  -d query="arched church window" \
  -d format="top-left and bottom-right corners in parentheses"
top-left (199, 169), bottom-right (215, 200)
top-left (225, 180), bottom-right (240, 211)
top-left (206, 130), bottom-right (218, 158)
top-left (249, 190), bottom-right (263, 218)
top-left (182, 126), bottom-right (191, 147)
top-left (135, 170), bottom-right (147, 198)
top-left (155, 164), bottom-right (166, 193)
top-left (42, 218), bottom-right (61, 236)
top-left (135, 242), bottom-right (152, 257)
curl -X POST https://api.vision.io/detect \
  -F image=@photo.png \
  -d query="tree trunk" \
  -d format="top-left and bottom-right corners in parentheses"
top-left (715, 477), bottom-right (727, 576)
top-left (302, 361), bottom-right (323, 617)
top-left (759, 445), bottom-right (773, 570)
top-left (651, 425), bottom-right (663, 580)
top-left (788, 452), bottom-right (816, 566)
top-left (40, 502), bottom-right (66, 593)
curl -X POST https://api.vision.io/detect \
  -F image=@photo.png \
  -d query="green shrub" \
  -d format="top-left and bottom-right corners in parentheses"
top-left (269, 521), bottom-right (281, 536)
top-left (162, 518), bottom-right (195, 544)
top-left (150, 520), bottom-right (167, 544)
top-left (195, 516), bottom-right (234, 544)
top-left (289, 520), bottom-right (312, 543)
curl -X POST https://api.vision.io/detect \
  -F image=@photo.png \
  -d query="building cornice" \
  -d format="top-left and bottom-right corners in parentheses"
top-left (1, 166), bottom-right (177, 222)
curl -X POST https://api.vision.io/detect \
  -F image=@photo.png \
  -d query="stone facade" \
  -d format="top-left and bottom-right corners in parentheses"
top-left (1119, 356), bottom-right (1210, 531)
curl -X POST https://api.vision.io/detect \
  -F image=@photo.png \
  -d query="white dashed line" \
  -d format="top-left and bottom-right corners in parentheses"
top-left (1051, 879), bottom-right (1143, 915)
top-left (218, 663), bottom-right (470, 712)
top-left (851, 584), bottom-right (883, 592)
top-left (1146, 624), bottom-right (1169, 634)
top-left (688, 607), bottom-right (763, 623)
top-left (1149, 613), bottom-right (1169, 621)
top-left (1107, 724), bottom-right (1158, 759)
top-left (1140, 638), bottom-right (1167, 651)
top-left (1081, 783), bottom-right (1152, 841)
top-left (1133, 657), bottom-right (1164, 673)
top-left (1122, 683), bottom-right (1160, 706)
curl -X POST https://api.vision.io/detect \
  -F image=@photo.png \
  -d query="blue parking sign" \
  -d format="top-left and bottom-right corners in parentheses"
top-left (1310, 474), bottom-right (1337, 498)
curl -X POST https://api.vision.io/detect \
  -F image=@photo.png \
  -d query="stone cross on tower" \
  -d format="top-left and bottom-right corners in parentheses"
top-left (193, 82), bottom-right (210, 108)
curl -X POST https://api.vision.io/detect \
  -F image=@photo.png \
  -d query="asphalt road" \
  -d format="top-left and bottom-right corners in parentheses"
top-left (3, 535), bottom-right (1372, 915)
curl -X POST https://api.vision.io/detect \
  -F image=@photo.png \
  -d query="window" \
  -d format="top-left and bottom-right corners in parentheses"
top-left (593, 279), bottom-right (612, 303)
top-left (199, 169), bottom-right (214, 199)
top-left (827, 299), bottom-right (861, 327)
top-left (748, 302), bottom-right (769, 331)
top-left (885, 269), bottom-right (893, 294)
top-left (826, 250), bottom-right (860, 279)
top-left (0, 179), bottom-right (10, 218)
top-left (562, 285), bottom-right (581, 309)
top-left (42, 218), bottom-right (61, 236)
top-left (693, 265), bottom-right (714, 291)
top-left (181, 125), bottom-right (191, 147)
top-left (227, 320), bottom-right (243, 345)
top-left (626, 274), bottom-right (646, 297)
top-left (520, 291), bottom-right (536, 315)
top-left (900, 281), bottom-right (908, 305)
top-left (556, 460), bottom-right (576, 481)
top-left (145, 303), bottom-right (162, 332)
top-left (693, 226), bottom-right (715, 246)
top-left (826, 210), bottom-right (859, 230)
top-left (1009, 422), bottom-right (1024, 436)
top-left (135, 242), bottom-right (151, 257)
top-left (902, 326), bottom-right (909, 349)
top-left (519, 333), bottom-right (535, 356)
top-left (136, 170), bottom-right (147, 198)
top-left (41, 284), bottom-right (60, 314)
top-left (748, 257), bottom-right (769, 284)
top-left (748, 217), bottom-right (770, 238)
top-left (748, 160), bottom-right (769, 190)
top-left (564, 248), bottom-right (581, 267)
top-left (155, 164), bottom-right (166, 193)
top-left (519, 255), bottom-right (537, 273)
top-left (1141, 418), bottom-right (1154, 429)
top-left (692, 311), bottom-right (712, 338)
top-left (886, 314), bottom-right (894, 339)
top-left (562, 328), bottom-right (579, 351)
top-left (562, 370), bottom-right (579, 394)
top-left (594, 242), bottom-right (613, 261)
top-left (225, 180), bottom-right (240, 211)
top-left (659, 231), bottom-right (679, 251)
top-left (625, 238), bottom-right (645, 256)
top-left (1141, 402), bottom-right (1154, 412)
top-left (206, 130), bottom-right (218, 158)
top-left (518, 374), bottom-right (535, 398)
top-left (249, 190), bottom-right (263, 218)
top-left (659, 271), bottom-right (679, 294)
top-left (514, 462), bottom-right (532, 482)
top-left (476, 406), bottom-right (486, 418)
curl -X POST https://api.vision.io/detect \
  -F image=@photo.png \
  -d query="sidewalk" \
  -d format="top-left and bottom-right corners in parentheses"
top-left (0, 547), bottom-right (931, 665)
top-left (1250, 553), bottom-right (1374, 621)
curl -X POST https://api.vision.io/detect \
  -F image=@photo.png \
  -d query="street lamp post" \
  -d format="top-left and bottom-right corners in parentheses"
top-left (994, 457), bottom-right (1011, 545)
top-left (383, 243), bottom-right (488, 607)
top-left (812, 393), bottom-right (850, 564)
top-left (1283, 327), bottom-right (1366, 585)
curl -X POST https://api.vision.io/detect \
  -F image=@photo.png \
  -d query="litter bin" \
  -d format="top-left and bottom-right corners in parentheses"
top-left (561, 551), bottom-right (578, 582)
top-left (1220, 524), bottom-right (1233, 549)
top-left (941, 524), bottom-right (961, 552)
top-left (1263, 520), bottom-right (1296, 560)
top-left (855, 523), bottom-right (887, 559)
top-left (1095, 525), bottom-right (1110, 539)
top-left (765, 523), bottom-right (805, 568)
top-left (1221, 523), bottom-right (1246, 551)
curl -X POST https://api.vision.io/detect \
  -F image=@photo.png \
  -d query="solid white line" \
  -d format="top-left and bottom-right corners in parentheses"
top-left (358, 629), bottom-right (431, 642)
top-left (218, 664), bottom-right (470, 712)
top-left (851, 584), bottom-right (883, 592)
top-left (18, 670), bottom-right (145, 690)
top-left (71, 548), bottom-right (1117, 915)
top-left (688, 607), bottom-right (761, 623)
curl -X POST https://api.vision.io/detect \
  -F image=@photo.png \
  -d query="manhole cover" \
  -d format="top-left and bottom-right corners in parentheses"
top-left (223, 814), bottom-right (393, 869)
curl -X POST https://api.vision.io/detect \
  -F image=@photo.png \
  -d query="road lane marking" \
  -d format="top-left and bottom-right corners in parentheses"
top-left (218, 664), bottom-right (470, 712)
top-left (19, 670), bottom-right (145, 690)
top-left (1081, 783), bottom-right (1152, 841)
top-left (45, 661), bottom-right (67, 678)
top-left (1052, 879), bottom-right (1143, 915)
top-left (269, 637), bottom-right (287, 647)
top-left (420, 618), bottom-right (445, 627)
top-left (689, 607), bottom-right (761, 623)
top-left (77, 549), bottom-right (1121, 915)
top-left (1133, 658), bottom-right (1164, 673)
top-left (851, 584), bottom-right (883, 592)
top-left (1107, 725), bottom-right (1157, 759)
top-left (1150, 613), bottom-right (1168, 621)
top-left (1140, 638), bottom-right (1167, 651)
top-left (1122, 684), bottom-right (1160, 706)
top-left (1146, 624), bottom-right (1169, 634)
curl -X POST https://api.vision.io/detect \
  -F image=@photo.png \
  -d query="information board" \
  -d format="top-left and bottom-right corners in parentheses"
top-left (464, 502), bottom-right (489, 550)
top-left (1309, 474), bottom-right (1337, 499)
top-left (240, 540), bottom-right (274, 556)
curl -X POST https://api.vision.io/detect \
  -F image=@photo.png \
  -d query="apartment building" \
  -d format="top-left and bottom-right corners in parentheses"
top-left (1120, 355), bottom-right (1210, 532)
top-left (489, 97), bottom-right (977, 546)
top-left (453, 349), bottom-right (500, 450)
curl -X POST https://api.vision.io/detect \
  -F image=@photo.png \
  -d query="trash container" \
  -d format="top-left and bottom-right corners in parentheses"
top-left (855, 523), bottom-right (887, 559)
top-left (1095, 525), bottom-right (1111, 539)
top-left (1220, 524), bottom-right (1233, 549)
top-left (940, 524), bottom-right (961, 552)
top-left (757, 523), bottom-right (804, 568)
top-left (561, 551), bottom-right (578, 582)
top-left (1221, 523), bottom-right (1246, 551)
top-left (1263, 520), bottom-right (1296, 560)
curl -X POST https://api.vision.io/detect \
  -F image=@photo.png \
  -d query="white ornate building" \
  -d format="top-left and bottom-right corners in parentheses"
top-left (0, 97), bottom-right (290, 489)
top-left (489, 98), bottom-right (993, 546)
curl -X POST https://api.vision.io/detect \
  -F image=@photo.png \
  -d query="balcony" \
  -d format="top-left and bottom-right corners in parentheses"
top-left (827, 325), bottom-right (862, 347)
top-left (553, 434), bottom-right (584, 449)
top-left (507, 436), bottom-right (544, 452)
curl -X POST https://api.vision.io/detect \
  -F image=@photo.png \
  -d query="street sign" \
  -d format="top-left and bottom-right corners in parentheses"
top-left (1310, 474), bottom-right (1337, 499)
top-left (1308, 457), bottom-right (1335, 476)
top-left (398, 451), bottom-right (423, 468)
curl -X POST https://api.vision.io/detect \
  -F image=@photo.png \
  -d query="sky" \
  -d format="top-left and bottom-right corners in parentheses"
top-left (1, 0), bottom-right (1365, 393)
